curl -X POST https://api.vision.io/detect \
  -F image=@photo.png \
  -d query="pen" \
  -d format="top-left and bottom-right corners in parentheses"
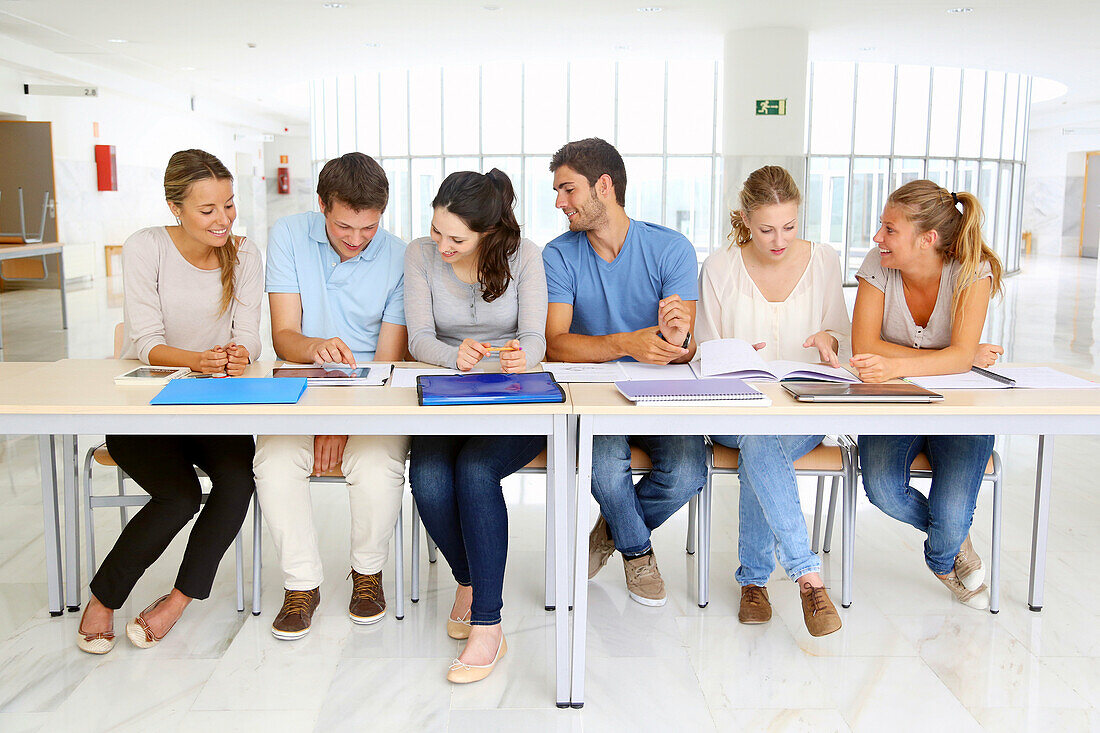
top-left (485, 346), bottom-right (521, 353)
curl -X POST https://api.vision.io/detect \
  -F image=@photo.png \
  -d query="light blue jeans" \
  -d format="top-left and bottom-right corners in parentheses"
top-left (858, 434), bottom-right (994, 576)
top-left (711, 434), bottom-right (824, 587)
top-left (591, 435), bottom-right (707, 556)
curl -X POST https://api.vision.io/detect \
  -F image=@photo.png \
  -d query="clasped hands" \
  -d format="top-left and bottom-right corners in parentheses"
top-left (457, 339), bottom-right (527, 372)
top-left (623, 295), bottom-right (693, 364)
top-left (196, 343), bottom-right (250, 376)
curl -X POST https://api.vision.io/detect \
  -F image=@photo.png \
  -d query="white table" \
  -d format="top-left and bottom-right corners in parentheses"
top-left (566, 369), bottom-right (1100, 707)
top-left (0, 359), bottom-right (576, 706)
top-left (0, 242), bottom-right (68, 350)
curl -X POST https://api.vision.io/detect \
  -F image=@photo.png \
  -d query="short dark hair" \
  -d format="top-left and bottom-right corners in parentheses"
top-left (317, 152), bottom-right (389, 212)
top-left (549, 138), bottom-right (627, 207)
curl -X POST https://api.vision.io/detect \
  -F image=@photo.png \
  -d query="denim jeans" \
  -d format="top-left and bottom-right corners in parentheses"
top-left (858, 434), bottom-right (994, 576)
top-left (710, 434), bottom-right (824, 587)
top-left (591, 435), bottom-right (707, 555)
top-left (409, 434), bottom-right (545, 625)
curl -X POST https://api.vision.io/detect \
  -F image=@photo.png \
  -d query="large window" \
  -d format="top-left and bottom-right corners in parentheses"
top-left (311, 61), bottom-right (721, 259)
top-left (806, 63), bottom-right (1031, 281)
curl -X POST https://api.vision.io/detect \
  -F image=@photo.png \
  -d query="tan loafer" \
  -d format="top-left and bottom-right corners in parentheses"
top-left (737, 585), bottom-right (772, 624)
top-left (125, 594), bottom-right (177, 649)
top-left (447, 636), bottom-right (507, 684)
top-left (799, 582), bottom-right (842, 637)
top-left (76, 604), bottom-right (115, 655)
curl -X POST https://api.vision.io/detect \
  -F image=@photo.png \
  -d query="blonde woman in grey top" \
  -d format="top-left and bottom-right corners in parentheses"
top-left (405, 170), bottom-right (547, 684)
top-left (78, 150), bottom-right (261, 655)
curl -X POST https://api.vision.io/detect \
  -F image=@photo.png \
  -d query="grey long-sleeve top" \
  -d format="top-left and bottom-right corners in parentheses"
top-left (404, 236), bottom-right (548, 368)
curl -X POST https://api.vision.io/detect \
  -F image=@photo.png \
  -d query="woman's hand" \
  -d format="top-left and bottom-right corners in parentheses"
top-left (312, 435), bottom-right (348, 475)
top-left (457, 339), bottom-right (490, 371)
top-left (499, 340), bottom-right (527, 373)
top-left (803, 331), bottom-right (841, 368)
top-left (973, 343), bottom-right (1004, 368)
top-left (849, 353), bottom-right (896, 383)
top-left (195, 346), bottom-right (229, 374)
top-left (225, 343), bottom-right (250, 377)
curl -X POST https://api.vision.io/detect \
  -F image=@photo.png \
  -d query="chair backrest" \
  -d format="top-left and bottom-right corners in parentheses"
top-left (113, 322), bottom-right (124, 359)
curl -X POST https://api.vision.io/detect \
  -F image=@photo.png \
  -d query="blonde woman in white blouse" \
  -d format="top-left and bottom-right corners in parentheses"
top-left (697, 166), bottom-right (847, 637)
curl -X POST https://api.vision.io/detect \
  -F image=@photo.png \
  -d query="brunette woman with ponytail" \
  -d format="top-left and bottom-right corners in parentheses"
top-left (851, 179), bottom-right (1004, 610)
top-left (77, 149), bottom-right (262, 654)
top-left (404, 169), bottom-right (547, 683)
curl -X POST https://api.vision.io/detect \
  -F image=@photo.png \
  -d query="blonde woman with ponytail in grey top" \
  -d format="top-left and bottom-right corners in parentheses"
top-left (852, 179), bottom-right (1003, 610)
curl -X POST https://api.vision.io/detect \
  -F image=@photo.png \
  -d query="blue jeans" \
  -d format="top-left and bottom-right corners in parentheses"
top-left (858, 434), bottom-right (994, 576)
top-left (409, 434), bottom-right (545, 625)
top-left (591, 435), bottom-right (707, 555)
top-left (711, 434), bottom-right (824, 587)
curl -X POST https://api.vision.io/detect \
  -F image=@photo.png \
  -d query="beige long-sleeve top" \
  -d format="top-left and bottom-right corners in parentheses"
top-left (696, 241), bottom-right (852, 362)
top-left (120, 226), bottom-right (264, 363)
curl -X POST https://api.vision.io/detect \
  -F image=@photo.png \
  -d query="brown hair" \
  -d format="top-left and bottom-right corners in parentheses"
top-left (887, 179), bottom-right (1003, 311)
top-left (432, 169), bottom-right (521, 303)
top-left (549, 138), bottom-right (627, 207)
top-left (317, 152), bottom-right (389, 212)
top-left (729, 165), bottom-right (802, 247)
top-left (163, 149), bottom-right (238, 315)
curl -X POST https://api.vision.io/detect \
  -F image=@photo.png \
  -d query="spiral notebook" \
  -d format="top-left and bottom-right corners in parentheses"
top-left (614, 377), bottom-right (771, 406)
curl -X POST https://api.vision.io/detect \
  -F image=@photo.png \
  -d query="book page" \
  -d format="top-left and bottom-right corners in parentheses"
top-left (698, 338), bottom-right (769, 378)
top-left (768, 360), bottom-right (860, 383)
top-left (618, 362), bottom-right (699, 381)
top-left (543, 362), bottom-right (628, 383)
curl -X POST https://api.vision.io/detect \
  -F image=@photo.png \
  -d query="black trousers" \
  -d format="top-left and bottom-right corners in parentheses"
top-left (88, 434), bottom-right (256, 609)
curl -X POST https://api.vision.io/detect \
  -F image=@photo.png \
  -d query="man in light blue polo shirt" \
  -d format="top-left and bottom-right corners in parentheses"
top-left (254, 152), bottom-right (409, 640)
top-left (543, 138), bottom-right (706, 608)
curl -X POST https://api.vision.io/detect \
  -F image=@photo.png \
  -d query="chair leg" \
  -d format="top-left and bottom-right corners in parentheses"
top-left (990, 473), bottom-right (1002, 614)
top-left (811, 476), bottom-right (826, 554)
top-left (823, 476), bottom-right (840, 553)
top-left (411, 501), bottom-right (421, 604)
top-left (235, 529), bottom-right (245, 612)
top-left (697, 471), bottom-right (712, 608)
top-left (82, 448), bottom-right (97, 585)
top-left (841, 455), bottom-right (857, 608)
top-left (394, 503), bottom-right (405, 621)
top-left (116, 468), bottom-right (127, 527)
top-left (686, 494), bottom-right (697, 555)
top-left (427, 535), bottom-right (438, 564)
top-left (544, 472), bottom-right (555, 611)
top-left (252, 494), bottom-right (262, 616)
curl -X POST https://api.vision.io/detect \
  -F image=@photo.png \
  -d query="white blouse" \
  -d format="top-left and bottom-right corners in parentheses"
top-left (696, 241), bottom-right (852, 362)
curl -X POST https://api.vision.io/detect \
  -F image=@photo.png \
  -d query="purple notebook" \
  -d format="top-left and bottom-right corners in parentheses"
top-left (614, 378), bottom-right (770, 404)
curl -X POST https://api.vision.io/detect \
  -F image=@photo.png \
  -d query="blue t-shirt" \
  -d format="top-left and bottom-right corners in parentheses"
top-left (542, 220), bottom-right (699, 359)
top-left (265, 211), bottom-right (406, 362)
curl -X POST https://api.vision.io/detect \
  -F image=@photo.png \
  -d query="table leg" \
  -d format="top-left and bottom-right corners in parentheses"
top-left (548, 415), bottom-right (570, 708)
top-left (62, 434), bottom-right (80, 611)
top-left (569, 415), bottom-right (593, 708)
top-left (38, 435), bottom-right (63, 616)
top-left (1028, 434), bottom-right (1053, 612)
top-left (841, 453), bottom-right (856, 608)
top-left (544, 434), bottom-right (556, 612)
top-left (58, 247), bottom-right (69, 330)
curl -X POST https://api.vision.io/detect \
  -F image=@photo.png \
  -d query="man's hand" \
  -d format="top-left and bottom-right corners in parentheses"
top-left (312, 435), bottom-right (348, 476)
top-left (498, 340), bottom-right (527, 373)
top-left (973, 343), bottom-right (1004, 368)
top-left (307, 337), bottom-right (356, 367)
top-left (225, 343), bottom-right (250, 377)
top-left (196, 347), bottom-right (229, 374)
top-left (849, 353), bottom-right (896, 383)
top-left (457, 339), bottom-right (490, 371)
top-left (657, 295), bottom-right (691, 346)
top-left (620, 326), bottom-right (688, 365)
top-left (803, 331), bottom-right (841, 368)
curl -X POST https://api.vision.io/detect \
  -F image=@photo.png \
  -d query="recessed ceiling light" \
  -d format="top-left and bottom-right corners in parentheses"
top-left (482, 4), bottom-right (501, 10)
top-left (181, 66), bottom-right (197, 71)
top-left (860, 46), bottom-right (876, 51)
top-left (637, 6), bottom-right (663, 13)
top-left (247, 42), bottom-right (257, 48)
top-left (107, 38), bottom-right (128, 44)
top-left (946, 7), bottom-right (972, 13)
top-left (364, 42), bottom-right (381, 48)
top-left (615, 44), bottom-right (630, 51)
top-left (322, 2), bottom-right (345, 7)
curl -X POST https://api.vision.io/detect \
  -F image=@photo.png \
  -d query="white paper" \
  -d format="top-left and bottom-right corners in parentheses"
top-left (390, 367), bottom-right (464, 389)
top-left (991, 366), bottom-right (1100, 389)
top-left (543, 362), bottom-right (627, 383)
top-left (618, 362), bottom-right (699, 381)
top-left (698, 338), bottom-right (857, 382)
top-left (906, 372), bottom-right (1011, 390)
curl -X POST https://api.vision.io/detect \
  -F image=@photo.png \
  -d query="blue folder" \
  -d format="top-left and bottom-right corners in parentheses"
top-left (417, 372), bottom-right (565, 406)
top-left (150, 377), bottom-right (308, 405)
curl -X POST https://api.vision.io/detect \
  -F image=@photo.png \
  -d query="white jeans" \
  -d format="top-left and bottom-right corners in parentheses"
top-left (254, 434), bottom-right (409, 590)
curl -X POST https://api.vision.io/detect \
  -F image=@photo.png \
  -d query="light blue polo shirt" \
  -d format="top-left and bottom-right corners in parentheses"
top-left (543, 219), bottom-right (698, 361)
top-left (265, 211), bottom-right (406, 362)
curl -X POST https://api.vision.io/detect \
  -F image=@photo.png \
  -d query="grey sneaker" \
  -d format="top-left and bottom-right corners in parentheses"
top-left (588, 515), bottom-right (616, 580)
top-left (936, 569), bottom-right (989, 610)
top-left (954, 535), bottom-right (984, 592)
top-left (623, 552), bottom-right (666, 607)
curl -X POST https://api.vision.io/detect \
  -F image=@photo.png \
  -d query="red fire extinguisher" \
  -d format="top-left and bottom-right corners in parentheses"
top-left (277, 167), bottom-right (290, 195)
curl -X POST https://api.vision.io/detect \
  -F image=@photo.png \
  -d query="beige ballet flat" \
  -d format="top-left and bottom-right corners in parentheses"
top-left (76, 605), bottom-right (116, 655)
top-left (447, 611), bottom-right (472, 640)
top-left (125, 594), bottom-right (177, 648)
top-left (447, 636), bottom-right (507, 684)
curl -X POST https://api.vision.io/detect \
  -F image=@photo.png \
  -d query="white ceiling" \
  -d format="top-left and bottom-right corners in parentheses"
top-left (1, 0), bottom-right (1098, 130)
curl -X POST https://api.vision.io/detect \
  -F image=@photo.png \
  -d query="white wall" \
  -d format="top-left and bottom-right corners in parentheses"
top-left (1023, 122), bottom-right (1100, 258)
top-left (263, 133), bottom-right (314, 232)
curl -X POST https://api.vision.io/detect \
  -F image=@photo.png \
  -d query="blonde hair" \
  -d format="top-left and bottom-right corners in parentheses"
top-left (729, 165), bottom-right (802, 247)
top-left (887, 179), bottom-right (1003, 311)
top-left (163, 149), bottom-right (239, 315)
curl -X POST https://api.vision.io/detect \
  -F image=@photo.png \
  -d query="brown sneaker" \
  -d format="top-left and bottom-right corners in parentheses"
top-left (348, 569), bottom-right (386, 624)
top-left (936, 569), bottom-right (989, 611)
top-left (954, 534), bottom-right (984, 592)
top-left (588, 514), bottom-right (616, 579)
top-left (623, 552), bottom-right (666, 607)
top-left (272, 587), bottom-right (321, 640)
top-left (738, 585), bottom-right (772, 624)
top-left (800, 582), bottom-right (842, 637)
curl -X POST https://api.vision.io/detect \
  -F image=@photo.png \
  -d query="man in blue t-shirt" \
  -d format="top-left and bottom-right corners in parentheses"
top-left (543, 138), bottom-right (706, 607)
top-left (255, 153), bottom-right (409, 640)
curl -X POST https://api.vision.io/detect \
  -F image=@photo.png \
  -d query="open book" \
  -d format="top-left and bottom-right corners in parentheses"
top-left (692, 338), bottom-right (859, 383)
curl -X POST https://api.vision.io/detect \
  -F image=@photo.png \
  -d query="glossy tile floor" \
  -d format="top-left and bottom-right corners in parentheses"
top-left (0, 254), bottom-right (1099, 731)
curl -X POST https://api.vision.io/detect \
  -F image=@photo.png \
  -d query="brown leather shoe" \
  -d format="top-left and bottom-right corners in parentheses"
top-left (272, 587), bottom-right (321, 640)
top-left (588, 515), bottom-right (616, 579)
top-left (800, 582), bottom-right (842, 637)
top-left (738, 585), bottom-right (771, 624)
top-left (348, 569), bottom-right (386, 625)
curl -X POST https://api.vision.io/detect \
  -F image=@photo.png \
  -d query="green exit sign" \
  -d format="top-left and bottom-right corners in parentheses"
top-left (755, 99), bottom-right (787, 116)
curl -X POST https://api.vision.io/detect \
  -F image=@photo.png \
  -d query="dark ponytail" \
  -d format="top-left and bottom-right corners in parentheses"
top-left (431, 168), bottom-right (522, 302)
